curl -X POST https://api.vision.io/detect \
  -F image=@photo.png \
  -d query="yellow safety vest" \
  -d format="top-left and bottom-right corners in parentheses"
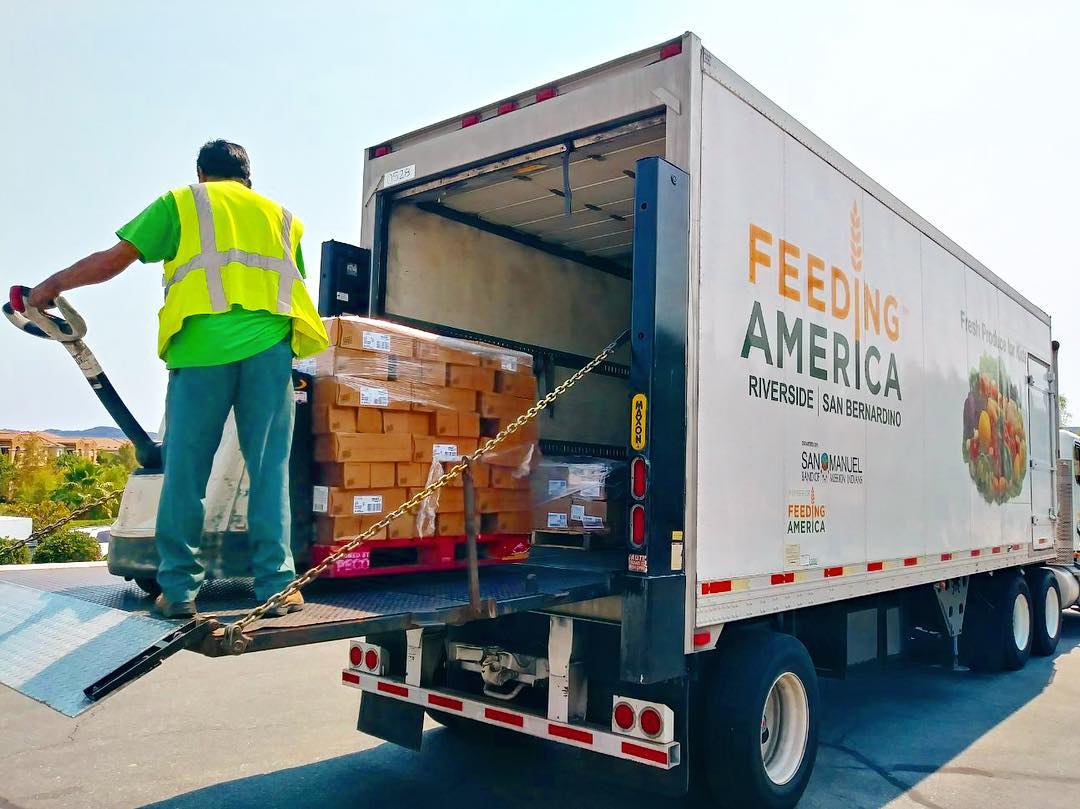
top-left (158, 181), bottom-right (329, 360)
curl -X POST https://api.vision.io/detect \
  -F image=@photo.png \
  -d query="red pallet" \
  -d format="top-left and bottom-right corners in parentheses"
top-left (311, 533), bottom-right (531, 578)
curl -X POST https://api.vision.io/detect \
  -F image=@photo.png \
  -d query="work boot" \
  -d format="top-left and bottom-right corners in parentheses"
top-left (265, 591), bottom-right (304, 617)
top-left (151, 594), bottom-right (197, 619)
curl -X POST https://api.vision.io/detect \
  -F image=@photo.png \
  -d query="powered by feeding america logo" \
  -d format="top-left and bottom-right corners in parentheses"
top-left (800, 440), bottom-right (864, 484)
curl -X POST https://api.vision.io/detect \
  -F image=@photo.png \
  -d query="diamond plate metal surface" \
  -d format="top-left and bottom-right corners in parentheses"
top-left (0, 581), bottom-right (177, 716)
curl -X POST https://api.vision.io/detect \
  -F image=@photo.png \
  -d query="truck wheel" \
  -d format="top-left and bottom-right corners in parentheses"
top-left (702, 631), bottom-right (818, 809)
top-left (134, 577), bottom-right (161, 597)
top-left (963, 574), bottom-right (1033, 671)
top-left (1029, 568), bottom-right (1062, 657)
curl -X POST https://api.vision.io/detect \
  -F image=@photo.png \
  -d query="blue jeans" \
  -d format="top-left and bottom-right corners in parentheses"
top-left (155, 339), bottom-right (295, 602)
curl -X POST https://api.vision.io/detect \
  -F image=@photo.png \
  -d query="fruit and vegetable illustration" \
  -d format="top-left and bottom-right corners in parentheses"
top-left (962, 355), bottom-right (1027, 504)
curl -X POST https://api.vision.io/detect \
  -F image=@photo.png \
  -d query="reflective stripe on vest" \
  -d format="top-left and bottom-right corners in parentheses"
top-left (164, 183), bottom-right (302, 313)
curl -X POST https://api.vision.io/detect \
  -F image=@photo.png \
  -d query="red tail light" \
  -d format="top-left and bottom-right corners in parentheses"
top-left (630, 505), bottom-right (646, 548)
top-left (373, 145), bottom-right (391, 158)
top-left (535, 87), bottom-right (557, 102)
top-left (461, 114), bottom-right (481, 128)
top-left (497, 101), bottom-right (519, 115)
top-left (349, 646), bottom-right (362, 667)
top-left (660, 42), bottom-right (682, 60)
top-left (365, 649), bottom-right (380, 671)
top-left (639, 707), bottom-right (663, 738)
top-left (631, 457), bottom-right (647, 499)
top-left (613, 702), bottom-right (635, 731)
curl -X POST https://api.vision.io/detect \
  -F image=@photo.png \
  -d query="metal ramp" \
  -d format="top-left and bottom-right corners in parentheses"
top-left (0, 550), bottom-right (618, 716)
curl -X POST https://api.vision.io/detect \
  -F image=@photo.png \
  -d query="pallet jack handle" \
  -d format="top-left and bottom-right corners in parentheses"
top-left (3, 285), bottom-right (162, 470)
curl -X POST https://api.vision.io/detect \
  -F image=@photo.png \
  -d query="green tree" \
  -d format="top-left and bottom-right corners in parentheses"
top-left (0, 539), bottom-right (30, 565)
top-left (52, 457), bottom-right (110, 510)
top-left (1060, 394), bottom-right (1073, 427)
top-left (12, 436), bottom-right (60, 504)
top-left (0, 454), bottom-right (15, 502)
top-left (1, 500), bottom-right (71, 533)
top-left (31, 529), bottom-right (102, 563)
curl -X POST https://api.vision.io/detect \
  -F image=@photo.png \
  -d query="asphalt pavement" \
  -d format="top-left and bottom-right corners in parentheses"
top-left (3, 613), bottom-right (1080, 809)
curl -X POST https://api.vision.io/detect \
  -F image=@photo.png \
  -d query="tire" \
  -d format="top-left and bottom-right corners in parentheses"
top-left (134, 577), bottom-right (161, 597)
top-left (1029, 568), bottom-right (1062, 657)
top-left (702, 631), bottom-right (819, 809)
top-left (962, 574), bottom-right (1033, 671)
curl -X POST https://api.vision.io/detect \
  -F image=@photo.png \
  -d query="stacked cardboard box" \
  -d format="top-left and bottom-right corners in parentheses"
top-left (302, 317), bottom-right (537, 547)
top-left (532, 460), bottom-right (620, 537)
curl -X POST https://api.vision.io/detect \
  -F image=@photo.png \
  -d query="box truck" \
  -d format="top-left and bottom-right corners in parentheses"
top-left (1, 31), bottom-right (1075, 809)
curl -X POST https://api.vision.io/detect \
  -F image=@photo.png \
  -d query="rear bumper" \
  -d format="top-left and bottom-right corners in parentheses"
top-left (341, 669), bottom-right (680, 769)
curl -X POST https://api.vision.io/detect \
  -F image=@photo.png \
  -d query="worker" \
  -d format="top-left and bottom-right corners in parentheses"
top-left (28, 140), bottom-right (329, 619)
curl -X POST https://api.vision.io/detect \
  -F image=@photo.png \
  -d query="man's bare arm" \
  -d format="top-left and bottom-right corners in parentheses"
top-left (28, 240), bottom-right (141, 309)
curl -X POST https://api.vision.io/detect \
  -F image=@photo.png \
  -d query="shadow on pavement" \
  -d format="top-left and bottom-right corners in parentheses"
top-left (147, 612), bottom-right (1080, 809)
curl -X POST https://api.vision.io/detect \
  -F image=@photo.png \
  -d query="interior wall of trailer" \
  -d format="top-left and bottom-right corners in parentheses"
top-left (384, 204), bottom-right (631, 446)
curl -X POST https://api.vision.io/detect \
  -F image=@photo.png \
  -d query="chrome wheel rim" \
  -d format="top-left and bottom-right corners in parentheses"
top-left (1013, 591), bottom-right (1031, 651)
top-left (760, 672), bottom-right (809, 786)
top-left (1045, 585), bottom-right (1061, 640)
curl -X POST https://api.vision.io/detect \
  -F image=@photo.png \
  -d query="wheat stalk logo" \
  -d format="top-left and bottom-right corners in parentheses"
top-left (850, 201), bottom-right (863, 272)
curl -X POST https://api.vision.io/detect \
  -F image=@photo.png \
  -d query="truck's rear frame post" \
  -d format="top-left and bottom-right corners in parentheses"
top-left (547, 615), bottom-right (587, 723)
top-left (620, 155), bottom-right (691, 685)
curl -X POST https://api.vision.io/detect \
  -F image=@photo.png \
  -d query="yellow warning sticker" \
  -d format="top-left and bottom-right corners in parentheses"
top-left (631, 393), bottom-right (648, 450)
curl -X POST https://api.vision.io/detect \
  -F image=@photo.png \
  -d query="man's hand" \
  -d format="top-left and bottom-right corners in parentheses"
top-left (27, 241), bottom-right (140, 311)
top-left (28, 279), bottom-right (62, 310)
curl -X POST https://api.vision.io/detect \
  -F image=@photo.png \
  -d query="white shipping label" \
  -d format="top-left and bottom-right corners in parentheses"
top-left (360, 386), bottom-right (390, 407)
top-left (433, 443), bottom-right (460, 461)
top-left (582, 515), bottom-right (604, 528)
top-left (546, 512), bottom-right (568, 529)
top-left (570, 504), bottom-right (586, 522)
top-left (293, 390), bottom-right (308, 404)
top-left (353, 495), bottom-right (384, 515)
top-left (362, 331), bottom-right (391, 352)
top-left (312, 485), bottom-right (329, 514)
top-left (547, 480), bottom-right (568, 496)
top-left (383, 164), bottom-right (416, 188)
top-left (335, 291), bottom-right (349, 302)
top-left (500, 356), bottom-right (518, 372)
top-left (294, 358), bottom-right (316, 375)
top-left (578, 482), bottom-right (602, 498)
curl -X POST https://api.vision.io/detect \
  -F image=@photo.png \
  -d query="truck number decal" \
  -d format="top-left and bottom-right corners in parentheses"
top-left (631, 393), bottom-right (648, 450)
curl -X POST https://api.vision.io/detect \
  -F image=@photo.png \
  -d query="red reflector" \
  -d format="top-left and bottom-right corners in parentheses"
top-left (824, 566), bottom-right (843, 578)
top-left (461, 114), bottom-right (481, 128)
top-left (771, 572), bottom-right (794, 585)
top-left (992, 546), bottom-right (1002, 554)
top-left (621, 741), bottom-right (668, 765)
top-left (660, 42), bottom-right (683, 60)
top-left (535, 87), bottom-right (557, 102)
top-left (485, 707), bottom-right (524, 727)
top-left (971, 549), bottom-right (981, 557)
top-left (631, 457), bottom-right (647, 499)
top-left (549, 723), bottom-right (592, 744)
top-left (639, 707), bottom-right (663, 738)
top-left (613, 701), bottom-right (635, 731)
top-left (904, 557), bottom-right (918, 567)
top-left (693, 631), bottom-right (711, 647)
top-left (377, 681), bottom-right (409, 698)
top-left (941, 553), bottom-right (953, 561)
top-left (428, 694), bottom-right (463, 711)
top-left (373, 145), bottom-right (391, 158)
top-left (364, 649), bottom-right (379, 671)
top-left (867, 561), bottom-right (884, 572)
top-left (349, 646), bottom-right (362, 667)
top-left (497, 101), bottom-right (518, 115)
top-left (630, 505), bottom-right (646, 548)
top-left (341, 671), bottom-right (360, 685)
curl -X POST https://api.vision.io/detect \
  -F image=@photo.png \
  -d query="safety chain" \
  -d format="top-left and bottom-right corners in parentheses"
top-left (227, 330), bottom-right (630, 638)
top-left (0, 489), bottom-right (121, 559)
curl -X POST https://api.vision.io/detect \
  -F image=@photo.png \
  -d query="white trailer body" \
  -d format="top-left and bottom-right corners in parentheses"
top-left (692, 55), bottom-right (1056, 630)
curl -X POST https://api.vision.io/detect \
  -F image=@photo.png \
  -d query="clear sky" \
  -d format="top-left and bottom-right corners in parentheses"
top-left (2, 1), bottom-right (1078, 430)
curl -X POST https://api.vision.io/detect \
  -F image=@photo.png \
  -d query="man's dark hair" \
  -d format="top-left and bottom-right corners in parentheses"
top-left (196, 139), bottom-right (251, 182)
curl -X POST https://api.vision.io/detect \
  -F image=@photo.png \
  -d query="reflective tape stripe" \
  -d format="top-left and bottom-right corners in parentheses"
top-left (165, 184), bottom-right (302, 314)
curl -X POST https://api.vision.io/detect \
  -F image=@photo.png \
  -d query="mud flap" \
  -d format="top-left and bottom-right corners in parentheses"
top-left (0, 581), bottom-right (197, 716)
top-left (358, 691), bottom-right (425, 750)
